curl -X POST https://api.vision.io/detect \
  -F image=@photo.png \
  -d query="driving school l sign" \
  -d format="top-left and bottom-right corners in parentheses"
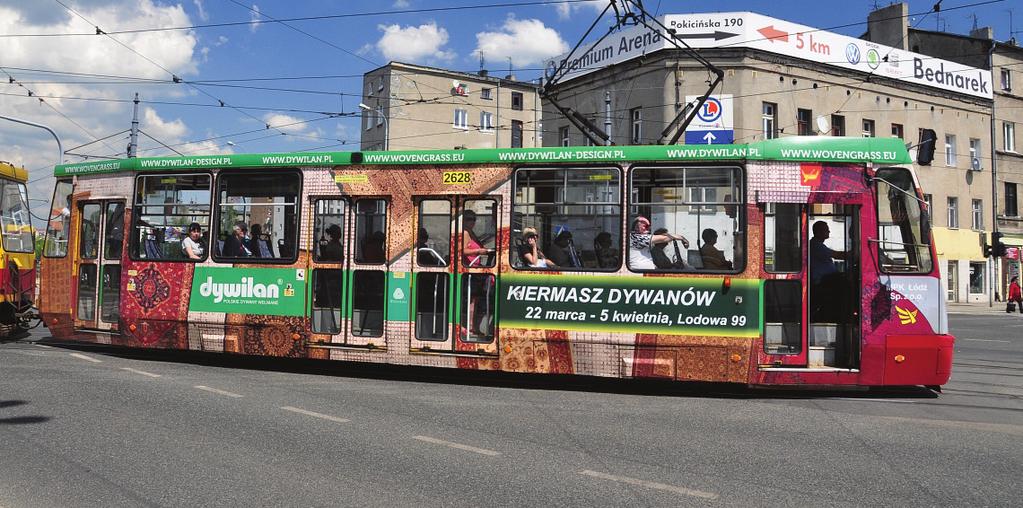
top-left (683, 95), bottom-right (734, 145)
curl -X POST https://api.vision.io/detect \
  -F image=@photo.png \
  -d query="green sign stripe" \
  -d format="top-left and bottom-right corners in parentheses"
top-left (54, 137), bottom-right (911, 176)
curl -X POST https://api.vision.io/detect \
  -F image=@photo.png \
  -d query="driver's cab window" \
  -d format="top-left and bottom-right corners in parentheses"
top-left (510, 167), bottom-right (621, 271)
top-left (629, 166), bottom-right (742, 272)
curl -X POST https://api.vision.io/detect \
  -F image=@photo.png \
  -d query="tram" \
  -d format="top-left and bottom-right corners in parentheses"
top-left (0, 161), bottom-right (36, 336)
top-left (38, 136), bottom-right (953, 387)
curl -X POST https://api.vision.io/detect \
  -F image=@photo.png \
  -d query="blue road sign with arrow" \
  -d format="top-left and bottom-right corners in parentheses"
top-left (684, 130), bottom-right (734, 145)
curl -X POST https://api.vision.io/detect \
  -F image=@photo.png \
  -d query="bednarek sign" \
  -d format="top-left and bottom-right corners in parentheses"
top-left (545, 12), bottom-right (992, 99)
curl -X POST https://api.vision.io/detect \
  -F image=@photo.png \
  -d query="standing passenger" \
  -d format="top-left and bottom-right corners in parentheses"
top-left (629, 216), bottom-right (688, 270)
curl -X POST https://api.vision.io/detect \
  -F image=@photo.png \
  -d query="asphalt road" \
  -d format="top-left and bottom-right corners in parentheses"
top-left (1, 312), bottom-right (1020, 507)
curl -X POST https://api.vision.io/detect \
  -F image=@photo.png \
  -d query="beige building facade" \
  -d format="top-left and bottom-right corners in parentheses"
top-left (543, 5), bottom-right (997, 303)
top-left (360, 62), bottom-right (540, 152)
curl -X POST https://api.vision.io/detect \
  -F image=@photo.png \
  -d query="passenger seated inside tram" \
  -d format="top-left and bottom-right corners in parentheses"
top-left (518, 227), bottom-right (556, 269)
top-left (651, 228), bottom-right (685, 269)
top-left (222, 221), bottom-right (253, 257)
top-left (629, 216), bottom-right (688, 270)
top-left (181, 222), bottom-right (205, 260)
top-left (594, 231), bottom-right (619, 269)
top-left (361, 230), bottom-right (386, 264)
top-left (416, 227), bottom-right (446, 266)
top-left (250, 223), bottom-right (273, 258)
top-left (547, 230), bottom-right (581, 268)
top-left (319, 224), bottom-right (343, 262)
top-left (699, 228), bottom-right (733, 270)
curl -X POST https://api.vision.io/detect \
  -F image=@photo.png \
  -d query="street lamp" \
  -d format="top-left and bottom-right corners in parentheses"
top-left (358, 102), bottom-right (388, 151)
top-left (0, 115), bottom-right (63, 167)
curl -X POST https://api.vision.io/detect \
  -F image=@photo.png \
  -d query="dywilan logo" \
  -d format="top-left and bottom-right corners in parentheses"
top-left (845, 43), bottom-right (861, 65)
top-left (199, 276), bottom-right (280, 303)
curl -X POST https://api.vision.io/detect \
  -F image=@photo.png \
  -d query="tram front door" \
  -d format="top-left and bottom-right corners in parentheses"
top-left (761, 202), bottom-right (861, 369)
top-left (74, 200), bottom-right (125, 332)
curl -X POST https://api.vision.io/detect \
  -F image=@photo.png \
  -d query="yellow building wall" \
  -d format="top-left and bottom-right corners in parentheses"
top-left (932, 227), bottom-right (986, 261)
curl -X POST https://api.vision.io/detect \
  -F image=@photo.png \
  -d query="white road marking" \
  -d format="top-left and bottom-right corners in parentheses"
top-left (193, 385), bottom-right (243, 398)
top-left (579, 470), bottom-right (719, 500)
top-left (33, 343), bottom-right (54, 349)
top-left (69, 353), bottom-right (101, 363)
top-left (831, 397), bottom-right (917, 404)
top-left (121, 367), bottom-right (161, 378)
top-left (280, 406), bottom-right (350, 423)
top-left (412, 435), bottom-right (500, 457)
top-left (961, 338), bottom-right (1011, 343)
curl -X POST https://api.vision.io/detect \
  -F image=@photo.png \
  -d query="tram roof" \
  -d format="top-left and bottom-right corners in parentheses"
top-left (0, 161), bottom-right (28, 182)
top-left (53, 136), bottom-right (912, 177)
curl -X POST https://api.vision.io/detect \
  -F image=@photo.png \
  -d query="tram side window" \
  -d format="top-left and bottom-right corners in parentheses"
top-left (44, 180), bottom-right (74, 257)
top-left (511, 167), bottom-right (621, 271)
top-left (765, 203), bottom-right (801, 272)
top-left (132, 174), bottom-right (212, 261)
top-left (0, 179), bottom-right (34, 253)
top-left (354, 199), bottom-right (387, 264)
top-left (215, 172), bottom-right (300, 262)
top-left (629, 166), bottom-right (743, 272)
top-left (875, 168), bottom-right (933, 274)
top-left (313, 199), bottom-right (344, 262)
top-left (417, 199), bottom-right (451, 267)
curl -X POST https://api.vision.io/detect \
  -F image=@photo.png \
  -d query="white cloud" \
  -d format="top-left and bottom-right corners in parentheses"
top-left (262, 113), bottom-right (311, 134)
top-left (143, 107), bottom-right (188, 139)
top-left (392, 0), bottom-right (410, 7)
top-left (214, 35), bottom-right (228, 46)
top-left (192, 0), bottom-right (208, 22)
top-left (473, 17), bottom-right (568, 67)
top-left (553, 0), bottom-right (605, 20)
top-left (249, 4), bottom-right (262, 33)
top-left (375, 22), bottom-right (455, 63)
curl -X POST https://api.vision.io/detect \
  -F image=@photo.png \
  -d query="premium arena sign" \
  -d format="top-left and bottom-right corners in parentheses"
top-left (545, 12), bottom-right (992, 99)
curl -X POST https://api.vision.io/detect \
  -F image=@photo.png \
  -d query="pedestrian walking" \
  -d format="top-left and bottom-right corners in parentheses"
top-left (1007, 276), bottom-right (1022, 313)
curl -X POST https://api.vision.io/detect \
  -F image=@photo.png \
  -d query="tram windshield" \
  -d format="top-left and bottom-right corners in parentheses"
top-left (0, 179), bottom-right (33, 253)
top-left (875, 167), bottom-right (933, 274)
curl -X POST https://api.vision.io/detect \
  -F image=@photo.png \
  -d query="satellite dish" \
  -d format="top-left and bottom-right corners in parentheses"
top-left (971, 157), bottom-right (981, 171)
top-left (815, 115), bottom-right (831, 135)
top-left (452, 79), bottom-right (460, 88)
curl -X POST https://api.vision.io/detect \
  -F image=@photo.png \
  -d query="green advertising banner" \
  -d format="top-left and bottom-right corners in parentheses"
top-left (500, 273), bottom-right (761, 338)
top-left (189, 266), bottom-right (307, 316)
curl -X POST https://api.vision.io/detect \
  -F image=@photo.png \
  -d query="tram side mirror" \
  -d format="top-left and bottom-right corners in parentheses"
top-left (916, 129), bottom-right (936, 166)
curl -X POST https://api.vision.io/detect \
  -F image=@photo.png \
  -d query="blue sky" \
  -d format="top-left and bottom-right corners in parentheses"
top-left (0, 0), bottom-right (1016, 220)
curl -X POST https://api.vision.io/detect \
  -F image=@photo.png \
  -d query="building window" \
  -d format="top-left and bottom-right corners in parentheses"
top-left (972, 199), bottom-right (983, 230)
top-left (214, 171), bottom-right (300, 262)
top-left (480, 111), bottom-right (494, 132)
top-left (947, 197), bottom-right (958, 228)
top-left (511, 120), bottom-right (523, 148)
top-left (1006, 183), bottom-right (1019, 217)
top-left (830, 115), bottom-right (845, 136)
top-left (376, 79), bottom-right (383, 92)
top-left (969, 138), bottom-right (981, 169)
top-left (1005, 122), bottom-right (1016, 152)
top-left (945, 134), bottom-right (956, 166)
top-left (511, 91), bottom-right (523, 111)
top-left (559, 126), bottom-right (570, 147)
top-left (862, 119), bottom-right (875, 138)
top-left (1002, 68), bottom-right (1012, 92)
top-left (376, 108), bottom-right (384, 127)
top-left (969, 261), bottom-right (985, 294)
top-left (364, 110), bottom-right (373, 131)
top-left (481, 87), bottom-right (492, 100)
top-left (762, 102), bottom-right (777, 139)
top-left (797, 109), bottom-right (812, 136)
top-left (512, 167), bottom-right (622, 271)
top-left (923, 193), bottom-right (933, 219)
top-left (631, 107), bottom-right (642, 144)
top-left (891, 123), bottom-right (904, 139)
top-left (132, 174), bottom-right (211, 261)
top-left (453, 108), bottom-right (468, 130)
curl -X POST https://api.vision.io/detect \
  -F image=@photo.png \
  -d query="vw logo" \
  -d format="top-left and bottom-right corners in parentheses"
top-left (845, 43), bottom-right (861, 65)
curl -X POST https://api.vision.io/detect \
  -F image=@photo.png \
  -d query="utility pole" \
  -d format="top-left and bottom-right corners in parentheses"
top-left (127, 92), bottom-right (140, 158)
top-left (989, 41), bottom-right (999, 307)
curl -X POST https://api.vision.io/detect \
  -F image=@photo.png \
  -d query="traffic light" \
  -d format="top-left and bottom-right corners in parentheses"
top-left (917, 129), bottom-right (937, 165)
top-left (993, 232), bottom-right (1007, 257)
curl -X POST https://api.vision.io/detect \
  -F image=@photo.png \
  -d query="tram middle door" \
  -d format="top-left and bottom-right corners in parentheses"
top-left (74, 200), bottom-right (125, 332)
top-left (344, 198), bottom-right (388, 348)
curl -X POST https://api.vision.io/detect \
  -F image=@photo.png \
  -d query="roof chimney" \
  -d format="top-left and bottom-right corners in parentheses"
top-left (866, 3), bottom-right (909, 50)
top-left (478, 69), bottom-right (488, 77)
top-left (505, 74), bottom-right (516, 81)
top-left (969, 26), bottom-right (993, 40)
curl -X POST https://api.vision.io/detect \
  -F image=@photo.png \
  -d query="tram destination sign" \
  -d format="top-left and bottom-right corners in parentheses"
top-left (189, 266), bottom-right (307, 316)
top-left (500, 273), bottom-right (761, 337)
